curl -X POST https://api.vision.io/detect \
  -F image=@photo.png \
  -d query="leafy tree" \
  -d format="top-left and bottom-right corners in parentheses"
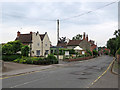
top-left (21, 45), bottom-right (30, 57)
top-left (107, 29), bottom-right (120, 56)
top-left (58, 37), bottom-right (67, 43)
top-left (2, 40), bottom-right (23, 55)
top-left (116, 48), bottom-right (120, 55)
top-left (2, 44), bottom-right (14, 54)
top-left (8, 40), bottom-right (23, 53)
top-left (72, 34), bottom-right (82, 40)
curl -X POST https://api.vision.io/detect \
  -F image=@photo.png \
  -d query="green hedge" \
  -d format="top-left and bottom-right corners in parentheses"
top-left (2, 54), bottom-right (22, 61)
top-left (13, 54), bottom-right (58, 65)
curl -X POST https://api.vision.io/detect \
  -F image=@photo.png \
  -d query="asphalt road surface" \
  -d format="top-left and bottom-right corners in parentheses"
top-left (2, 55), bottom-right (116, 88)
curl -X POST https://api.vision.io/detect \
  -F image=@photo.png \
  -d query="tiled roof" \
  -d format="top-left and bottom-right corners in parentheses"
top-left (67, 40), bottom-right (82, 46)
top-left (57, 42), bottom-right (67, 48)
top-left (15, 34), bottom-right (32, 43)
top-left (40, 34), bottom-right (45, 41)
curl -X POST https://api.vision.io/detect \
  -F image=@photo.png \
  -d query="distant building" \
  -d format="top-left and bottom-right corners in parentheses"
top-left (67, 32), bottom-right (97, 52)
top-left (15, 31), bottom-right (51, 57)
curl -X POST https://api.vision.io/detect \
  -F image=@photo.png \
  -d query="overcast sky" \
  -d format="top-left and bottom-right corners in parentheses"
top-left (0, 0), bottom-right (118, 46)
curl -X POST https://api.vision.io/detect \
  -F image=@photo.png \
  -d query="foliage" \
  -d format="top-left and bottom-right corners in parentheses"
top-left (2, 40), bottom-right (23, 55)
top-left (0, 44), bottom-right (2, 59)
top-left (72, 34), bottom-right (82, 40)
top-left (21, 45), bottom-right (30, 57)
top-left (103, 50), bottom-right (109, 55)
top-left (93, 50), bottom-right (98, 56)
top-left (107, 29), bottom-right (120, 56)
top-left (116, 48), bottom-right (120, 55)
top-left (13, 54), bottom-right (58, 65)
top-left (58, 37), bottom-right (67, 43)
top-left (86, 50), bottom-right (92, 56)
top-left (2, 54), bottom-right (22, 61)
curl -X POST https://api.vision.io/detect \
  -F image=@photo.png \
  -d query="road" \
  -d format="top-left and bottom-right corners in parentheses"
top-left (2, 55), bottom-right (117, 88)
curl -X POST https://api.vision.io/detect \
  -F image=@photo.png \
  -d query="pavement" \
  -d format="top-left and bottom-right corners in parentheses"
top-left (1, 61), bottom-right (69, 78)
top-left (2, 55), bottom-right (118, 88)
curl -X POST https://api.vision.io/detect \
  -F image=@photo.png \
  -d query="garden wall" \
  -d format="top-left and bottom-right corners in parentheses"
top-left (64, 56), bottom-right (93, 62)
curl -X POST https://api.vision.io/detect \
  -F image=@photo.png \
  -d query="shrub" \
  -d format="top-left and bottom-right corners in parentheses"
top-left (93, 50), bottom-right (98, 56)
top-left (21, 45), bottom-right (29, 57)
top-left (47, 54), bottom-right (58, 64)
top-left (116, 48), bottom-right (120, 55)
top-left (2, 54), bottom-right (22, 61)
top-left (86, 50), bottom-right (92, 56)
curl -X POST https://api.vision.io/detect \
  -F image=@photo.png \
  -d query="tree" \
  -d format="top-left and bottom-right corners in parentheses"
top-left (107, 29), bottom-right (120, 56)
top-left (8, 40), bottom-right (23, 53)
top-left (72, 34), bottom-right (82, 40)
top-left (2, 40), bottom-right (23, 55)
top-left (21, 45), bottom-right (30, 57)
top-left (2, 44), bottom-right (14, 54)
top-left (58, 37), bottom-right (67, 43)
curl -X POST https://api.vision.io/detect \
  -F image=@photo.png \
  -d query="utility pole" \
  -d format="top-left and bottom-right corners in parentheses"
top-left (57, 19), bottom-right (59, 63)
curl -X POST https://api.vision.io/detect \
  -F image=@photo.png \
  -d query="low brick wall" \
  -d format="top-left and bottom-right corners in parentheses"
top-left (64, 56), bottom-right (93, 62)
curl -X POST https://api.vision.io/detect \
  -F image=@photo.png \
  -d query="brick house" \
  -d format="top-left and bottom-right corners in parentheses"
top-left (67, 32), bottom-right (97, 52)
top-left (15, 31), bottom-right (51, 57)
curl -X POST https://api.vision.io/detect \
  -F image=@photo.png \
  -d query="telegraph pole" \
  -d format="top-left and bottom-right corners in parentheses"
top-left (57, 19), bottom-right (59, 63)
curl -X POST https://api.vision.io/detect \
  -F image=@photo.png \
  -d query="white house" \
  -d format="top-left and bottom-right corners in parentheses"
top-left (15, 31), bottom-right (51, 56)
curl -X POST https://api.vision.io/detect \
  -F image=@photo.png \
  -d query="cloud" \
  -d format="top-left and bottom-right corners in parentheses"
top-left (1, 1), bottom-right (118, 47)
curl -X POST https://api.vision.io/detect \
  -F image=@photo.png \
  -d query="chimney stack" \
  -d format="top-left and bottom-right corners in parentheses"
top-left (30, 31), bottom-right (32, 34)
top-left (86, 34), bottom-right (88, 41)
top-left (83, 32), bottom-right (85, 40)
top-left (17, 31), bottom-right (20, 37)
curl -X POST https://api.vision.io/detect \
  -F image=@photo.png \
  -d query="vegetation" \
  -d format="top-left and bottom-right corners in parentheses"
top-left (2, 40), bottom-right (23, 55)
top-left (86, 50), bottom-right (92, 56)
top-left (2, 54), bottom-right (22, 61)
top-left (72, 34), bottom-right (82, 40)
top-left (21, 45), bottom-right (30, 57)
top-left (58, 37), bottom-right (67, 43)
top-left (93, 50), bottom-right (98, 57)
top-left (13, 54), bottom-right (58, 65)
top-left (107, 29), bottom-right (120, 56)
top-left (116, 48), bottom-right (120, 55)
top-left (0, 44), bottom-right (2, 59)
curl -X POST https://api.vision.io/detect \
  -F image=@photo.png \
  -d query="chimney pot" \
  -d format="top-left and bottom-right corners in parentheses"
top-left (30, 31), bottom-right (32, 34)
top-left (17, 31), bottom-right (20, 37)
top-left (86, 34), bottom-right (88, 41)
top-left (83, 32), bottom-right (85, 40)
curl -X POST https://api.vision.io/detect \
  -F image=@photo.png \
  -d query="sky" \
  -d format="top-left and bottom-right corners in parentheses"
top-left (0, 0), bottom-right (118, 47)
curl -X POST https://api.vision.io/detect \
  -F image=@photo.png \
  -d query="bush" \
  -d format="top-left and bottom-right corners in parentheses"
top-left (21, 45), bottom-right (29, 57)
top-left (47, 54), bottom-right (58, 64)
top-left (93, 50), bottom-right (98, 56)
top-left (116, 48), bottom-right (120, 55)
top-left (86, 50), bottom-right (92, 56)
top-left (2, 54), bottom-right (22, 61)
top-left (13, 55), bottom-right (58, 65)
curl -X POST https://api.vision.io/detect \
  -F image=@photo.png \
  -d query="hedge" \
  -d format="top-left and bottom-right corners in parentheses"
top-left (13, 54), bottom-right (58, 65)
top-left (2, 54), bottom-right (22, 61)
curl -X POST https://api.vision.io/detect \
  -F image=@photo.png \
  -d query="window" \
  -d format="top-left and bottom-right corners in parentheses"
top-left (45, 50), bottom-right (49, 55)
top-left (51, 50), bottom-right (53, 54)
top-left (36, 50), bottom-right (40, 56)
top-left (37, 43), bottom-right (40, 46)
